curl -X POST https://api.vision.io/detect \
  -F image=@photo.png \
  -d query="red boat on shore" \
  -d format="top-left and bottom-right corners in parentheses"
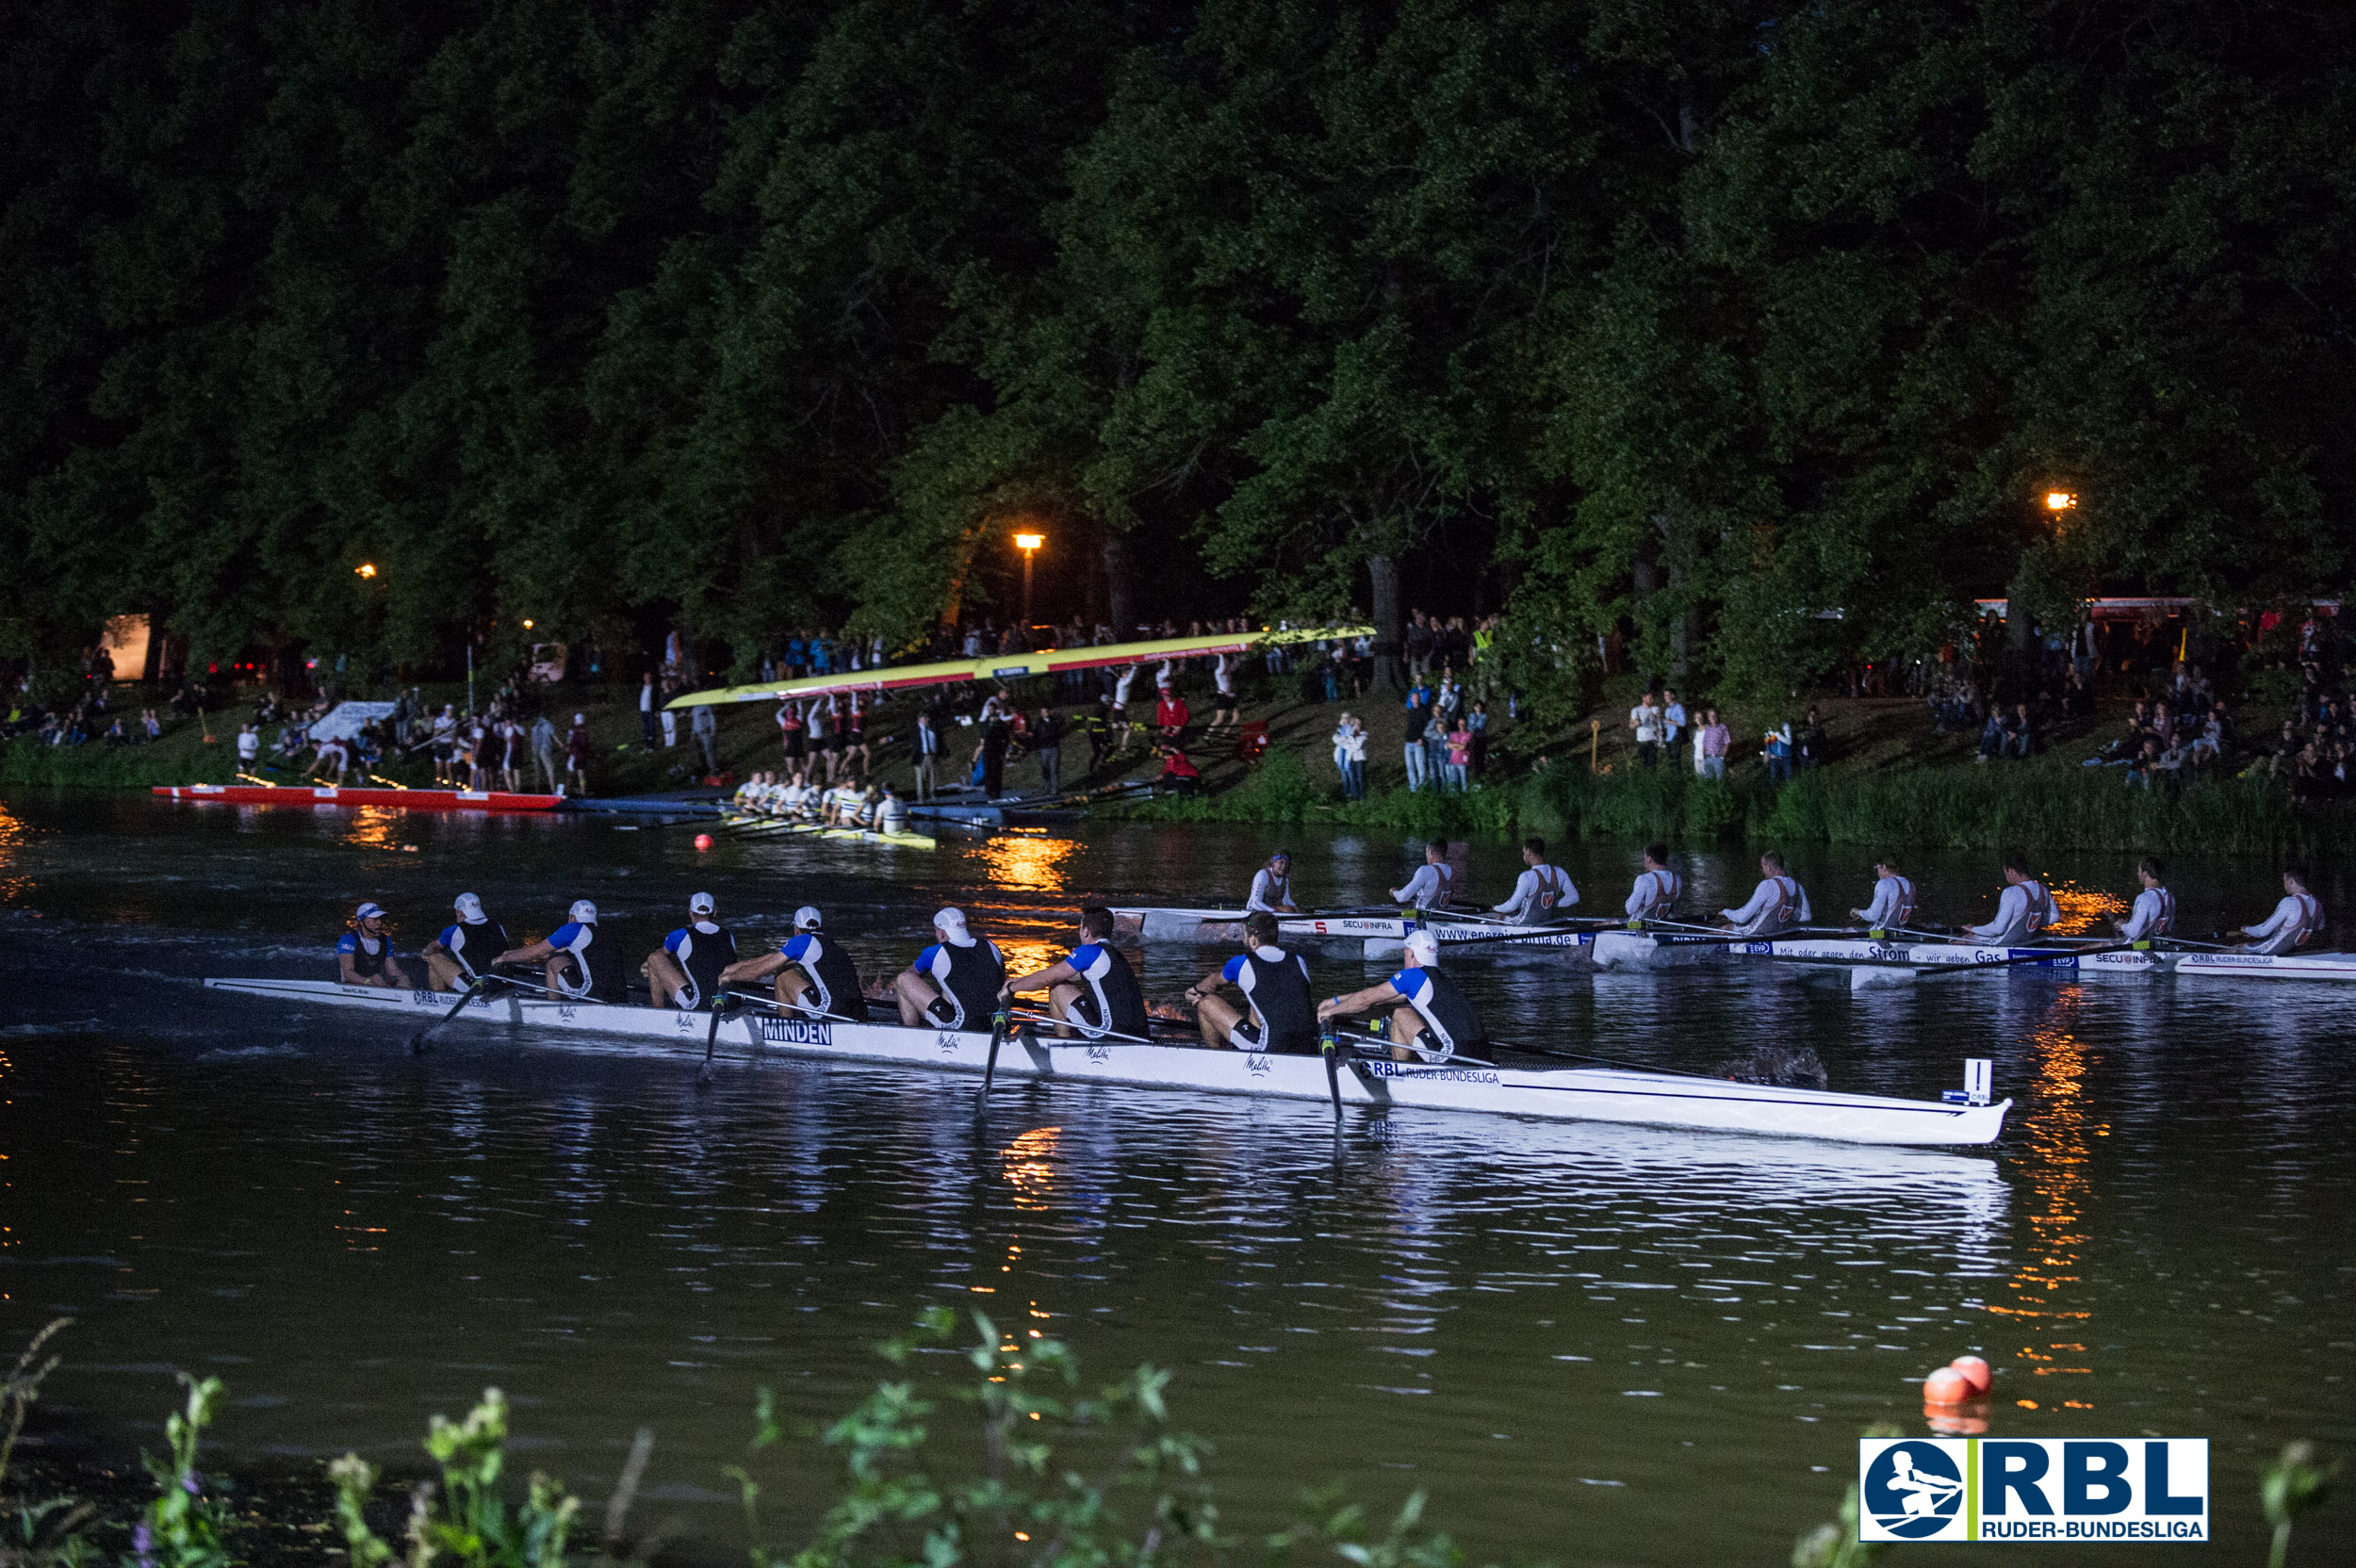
top-left (151, 783), bottom-right (563, 812)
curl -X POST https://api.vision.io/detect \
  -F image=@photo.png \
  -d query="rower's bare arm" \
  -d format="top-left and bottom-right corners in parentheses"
top-left (1002, 960), bottom-right (1078, 998)
top-left (1317, 981), bottom-right (1401, 1021)
top-left (497, 939), bottom-right (556, 966)
top-left (718, 953), bottom-right (784, 986)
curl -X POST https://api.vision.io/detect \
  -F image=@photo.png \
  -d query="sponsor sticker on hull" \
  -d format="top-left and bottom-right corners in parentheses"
top-left (758, 1017), bottom-right (835, 1048)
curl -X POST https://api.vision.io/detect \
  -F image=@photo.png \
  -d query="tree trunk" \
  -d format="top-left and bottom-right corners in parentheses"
top-left (1368, 553), bottom-right (1401, 689)
top-left (2005, 576), bottom-right (2036, 697)
top-left (1103, 528), bottom-right (1134, 638)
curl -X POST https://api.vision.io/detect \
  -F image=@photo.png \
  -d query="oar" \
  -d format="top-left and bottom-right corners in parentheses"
top-left (980, 1008), bottom-right (1011, 1094)
top-left (1002, 1008), bottom-right (1193, 1047)
top-left (407, 975), bottom-right (500, 1054)
top-left (1319, 1027), bottom-right (1343, 1119)
top-left (695, 995), bottom-right (735, 1088)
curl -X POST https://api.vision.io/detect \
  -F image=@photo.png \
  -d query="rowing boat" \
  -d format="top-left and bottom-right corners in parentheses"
top-left (201, 977), bottom-right (2010, 1146)
top-left (1109, 906), bottom-right (1593, 960)
top-left (2171, 950), bottom-right (2356, 982)
top-left (153, 782), bottom-right (562, 812)
top-left (718, 814), bottom-right (937, 850)
top-left (1737, 936), bottom-right (2168, 974)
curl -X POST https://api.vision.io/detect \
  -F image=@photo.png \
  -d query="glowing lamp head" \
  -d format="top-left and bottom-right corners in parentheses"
top-left (354, 562), bottom-right (377, 578)
top-left (2044, 491), bottom-right (2076, 512)
top-left (521, 619), bottom-right (534, 629)
top-left (1013, 531), bottom-right (1044, 552)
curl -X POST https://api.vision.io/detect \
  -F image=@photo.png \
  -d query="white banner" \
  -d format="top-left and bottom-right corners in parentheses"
top-left (309, 701), bottom-right (399, 743)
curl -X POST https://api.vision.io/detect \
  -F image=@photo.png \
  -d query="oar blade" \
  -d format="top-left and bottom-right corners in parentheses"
top-left (409, 976), bottom-right (493, 1054)
top-left (1320, 1029), bottom-right (1343, 1119)
top-left (695, 995), bottom-right (733, 1089)
top-left (981, 1008), bottom-right (1009, 1096)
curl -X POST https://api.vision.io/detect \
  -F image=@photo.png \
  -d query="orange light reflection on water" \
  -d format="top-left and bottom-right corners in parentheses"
top-left (342, 806), bottom-right (402, 852)
top-left (0, 797), bottom-right (26, 905)
top-left (1986, 991), bottom-right (2103, 1401)
top-left (2046, 881), bottom-right (2126, 937)
top-left (976, 836), bottom-right (1079, 895)
top-left (1002, 1126), bottom-right (1061, 1211)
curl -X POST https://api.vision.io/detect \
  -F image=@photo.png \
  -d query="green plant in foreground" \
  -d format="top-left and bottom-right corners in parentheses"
top-left (131, 1374), bottom-right (233, 1568)
top-left (2, 1318), bottom-right (95, 1565)
top-left (331, 1389), bottom-right (587, 1568)
top-left (2263, 1440), bottom-right (2336, 1568)
top-left (732, 1305), bottom-right (1490, 1567)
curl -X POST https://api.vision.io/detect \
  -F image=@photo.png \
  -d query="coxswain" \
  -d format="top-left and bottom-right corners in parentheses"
top-left (1389, 839), bottom-right (1454, 910)
top-left (337, 901), bottom-right (416, 988)
top-left (1719, 851), bottom-right (1811, 937)
top-left (1493, 836), bottom-right (1578, 923)
top-left (1000, 906), bottom-right (1151, 1041)
top-left (2113, 856), bottom-right (2176, 943)
top-left (496, 900), bottom-right (625, 1002)
top-left (1245, 850), bottom-right (1300, 914)
top-left (2241, 867), bottom-right (2323, 955)
top-left (1960, 852), bottom-right (2057, 947)
top-left (643, 891), bottom-right (736, 1010)
top-left (721, 906), bottom-right (865, 1021)
top-left (1317, 928), bottom-right (1491, 1063)
top-left (1187, 911), bottom-right (1317, 1053)
top-left (423, 892), bottom-right (511, 992)
top-left (1623, 843), bottom-right (1679, 923)
top-left (1849, 855), bottom-right (1918, 934)
top-left (892, 906), bottom-right (1008, 1030)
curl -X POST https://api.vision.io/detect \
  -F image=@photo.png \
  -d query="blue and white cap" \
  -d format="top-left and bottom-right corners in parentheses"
top-left (453, 892), bottom-right (484, 921)
top-left (1403, 930), bottom-right (1440, 966)
top-left (569, 899), bottom-right (598, 923)
top-left (794, 906), bottom-right (823, 930)
top-left (356, 901), bottom-right (385, 921)
top-left (689, 891), bottom-right (716, 916)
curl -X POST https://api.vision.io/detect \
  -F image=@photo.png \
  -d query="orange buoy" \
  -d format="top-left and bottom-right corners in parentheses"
top-left (694, 833), bottom-right (714, 851)
top-left (1950, 1355), bottom-right (1992, 1397)
top-left (1922, 1366), bottom-right (1971, 1405)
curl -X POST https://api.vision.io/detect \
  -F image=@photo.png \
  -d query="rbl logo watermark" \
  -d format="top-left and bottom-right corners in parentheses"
top-left (1857, 1438), bottom-right (2208, 1543)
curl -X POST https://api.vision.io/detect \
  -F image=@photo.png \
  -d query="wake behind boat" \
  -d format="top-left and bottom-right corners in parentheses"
top-left (200, 976), bottom-right (2009, 1147)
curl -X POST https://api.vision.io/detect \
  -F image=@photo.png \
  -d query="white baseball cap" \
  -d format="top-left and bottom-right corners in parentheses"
top-left (689, 891), bottom-right (717, 915)
top-left (569, 899), bottom-right (598, 923)
top-left (1403, 930), bottom-right (1440, 966)
top-left (355, 901), bottom-right (385, 921)
top-left (453, 892), bottom-right (484, 921)
top-left (794, 906), bottom-right (823, 930)
top-left (933, 906), bottom-right (974, 947)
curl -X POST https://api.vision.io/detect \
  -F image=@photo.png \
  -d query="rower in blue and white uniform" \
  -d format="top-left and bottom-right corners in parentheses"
top-left (1389, 839), bottom-right (1454, 911)
top-left (643, 891), bottom-right (736, 1010)
top-left (1187, 911), bottom-right (1317, 1053)
top-left (1002, 906), bottom-right (1151, 1041)
top-left (724, 906), bottom-right (865, 1021)
top-left (1493, 837), bottom-right (1577, 923)
top-left (1623, 843), bottom-right (1680, 923)
top-left (875, 786), bottom-right (909, 836)
top-left (1317, 928), bottom-right (1491, 1063)
top-left (423, 891), bottom-right (510, 992)
top-left (2241, 867), bottom-right (2323, 956)
top-left (1719, 851), bottom-right (1811, 937)
top-left (1959, 852), bottom-right (2057, 948)
top-left (1848, 856), bottom-right (1917, 934)
top-left (1245, 851), bottom-right (1299, 914)
top-left (497, 900), bottom-right (626, 1003)
top-left (336, 901), bottom-right (416, 988)
top-left (2113, 856), bottom-right (2175, 943)
top-left (892, 906), bottom-right (1007, 1029)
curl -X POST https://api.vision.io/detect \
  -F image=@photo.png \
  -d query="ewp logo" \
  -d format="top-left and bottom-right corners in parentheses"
top-left (1862, 1442), bottom-right (1966, 1540)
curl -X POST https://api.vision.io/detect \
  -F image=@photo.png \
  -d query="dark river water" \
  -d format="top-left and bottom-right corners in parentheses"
top-left (1, 792), bottom-right (2349, 1563)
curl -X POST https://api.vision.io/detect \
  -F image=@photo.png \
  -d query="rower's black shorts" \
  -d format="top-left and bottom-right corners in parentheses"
top-left (924, 995), bottom-right (958, 1026)
top-left (1234, 1021), bottom-right (1318, 1055)
top-left (1068, 992), bottom-right (1104, 1029)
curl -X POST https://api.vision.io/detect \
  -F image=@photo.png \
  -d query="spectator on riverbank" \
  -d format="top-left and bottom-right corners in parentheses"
top-left (1765, 718), bottom-right (1793, 783)
top-left (1629, 692), bottom-right (1662, 767)
top-left (1794, 705), bottom-right (1826, 769)
top-left (566, 713), bottom-right (596, 792)
top-left (1401, 695), bottom-right (1432, 791)
top-left (1443, 717), bottom-right (1473, 792)
top-left (692, 701), bottom-right (718, 773)
top-left (1466, 699), bottom-right (1489, 777)
top-left (1661, 689), bottom-right (1687, 752)
top-left (237, 724), bottom-right (259, 767)
top-left (1333, 713), bottom-right (1367, 799)
top-left (1697, 709), bottom-right (1729, 779)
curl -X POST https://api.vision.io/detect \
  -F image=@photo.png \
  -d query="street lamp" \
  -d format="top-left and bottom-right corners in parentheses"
top-left (354, 562), bottom-right (378, 578)
top-left (2044, 491), bottom-right (2076, 515)
top-left (1013, 531), bottom-right (1045, 627)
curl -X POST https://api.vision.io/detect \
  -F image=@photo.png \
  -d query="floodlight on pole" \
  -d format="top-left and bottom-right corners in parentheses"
top-left (2044, 490), bottom-right (2076, 514)
top-left (1014, 531), bottom-right (1045, 627)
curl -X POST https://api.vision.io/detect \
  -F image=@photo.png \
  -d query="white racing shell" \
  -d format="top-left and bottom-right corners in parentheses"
top-left (203, 977), bottom-right (2008, 1147)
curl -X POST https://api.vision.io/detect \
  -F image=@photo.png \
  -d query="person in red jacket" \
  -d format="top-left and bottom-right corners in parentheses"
top-left (1156, 743), bottom-right (1201, 797)
top-left (1155, 682), bottom-right (1190, 744)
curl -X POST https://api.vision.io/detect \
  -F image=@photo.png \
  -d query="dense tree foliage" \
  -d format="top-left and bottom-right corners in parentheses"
top-left (3, 0), bottom-right (2351, 700)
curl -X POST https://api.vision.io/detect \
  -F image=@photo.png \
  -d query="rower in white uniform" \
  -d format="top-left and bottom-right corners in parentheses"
top-left (1959, 852), bottom-right (2058, 947)
top-left (1624, 843), bottom-right (1679, 923)
top-left (1493, 837), bottom-right (1578, 923)
top-left (2241, 867), bottom-right (2323, 955)
top-left (1389, 840), bottom-right (1454, 911)
top-left (1719, 851), bottom-right (1811, 937)
top-left (1849, 855), bottom-right (1917, 934)
top-left (2112, 856), bottom-right (2175, 943)
top-left (1245, 850), bottom-right (1300, 914)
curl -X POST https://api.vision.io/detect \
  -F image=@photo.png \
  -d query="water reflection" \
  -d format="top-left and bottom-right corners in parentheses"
top-left (977, 836), bottom-right (1080, 894)
top-left (2047, 880), bottom-right (2127, 937)
top-left (341, 806), bottom-right (402, 853)
top-left (1989, 988), bottom-right (2098, 1410)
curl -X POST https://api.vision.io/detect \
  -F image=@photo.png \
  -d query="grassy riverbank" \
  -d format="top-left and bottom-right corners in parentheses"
top-left (10, 669), bottom-right (2345, 859)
